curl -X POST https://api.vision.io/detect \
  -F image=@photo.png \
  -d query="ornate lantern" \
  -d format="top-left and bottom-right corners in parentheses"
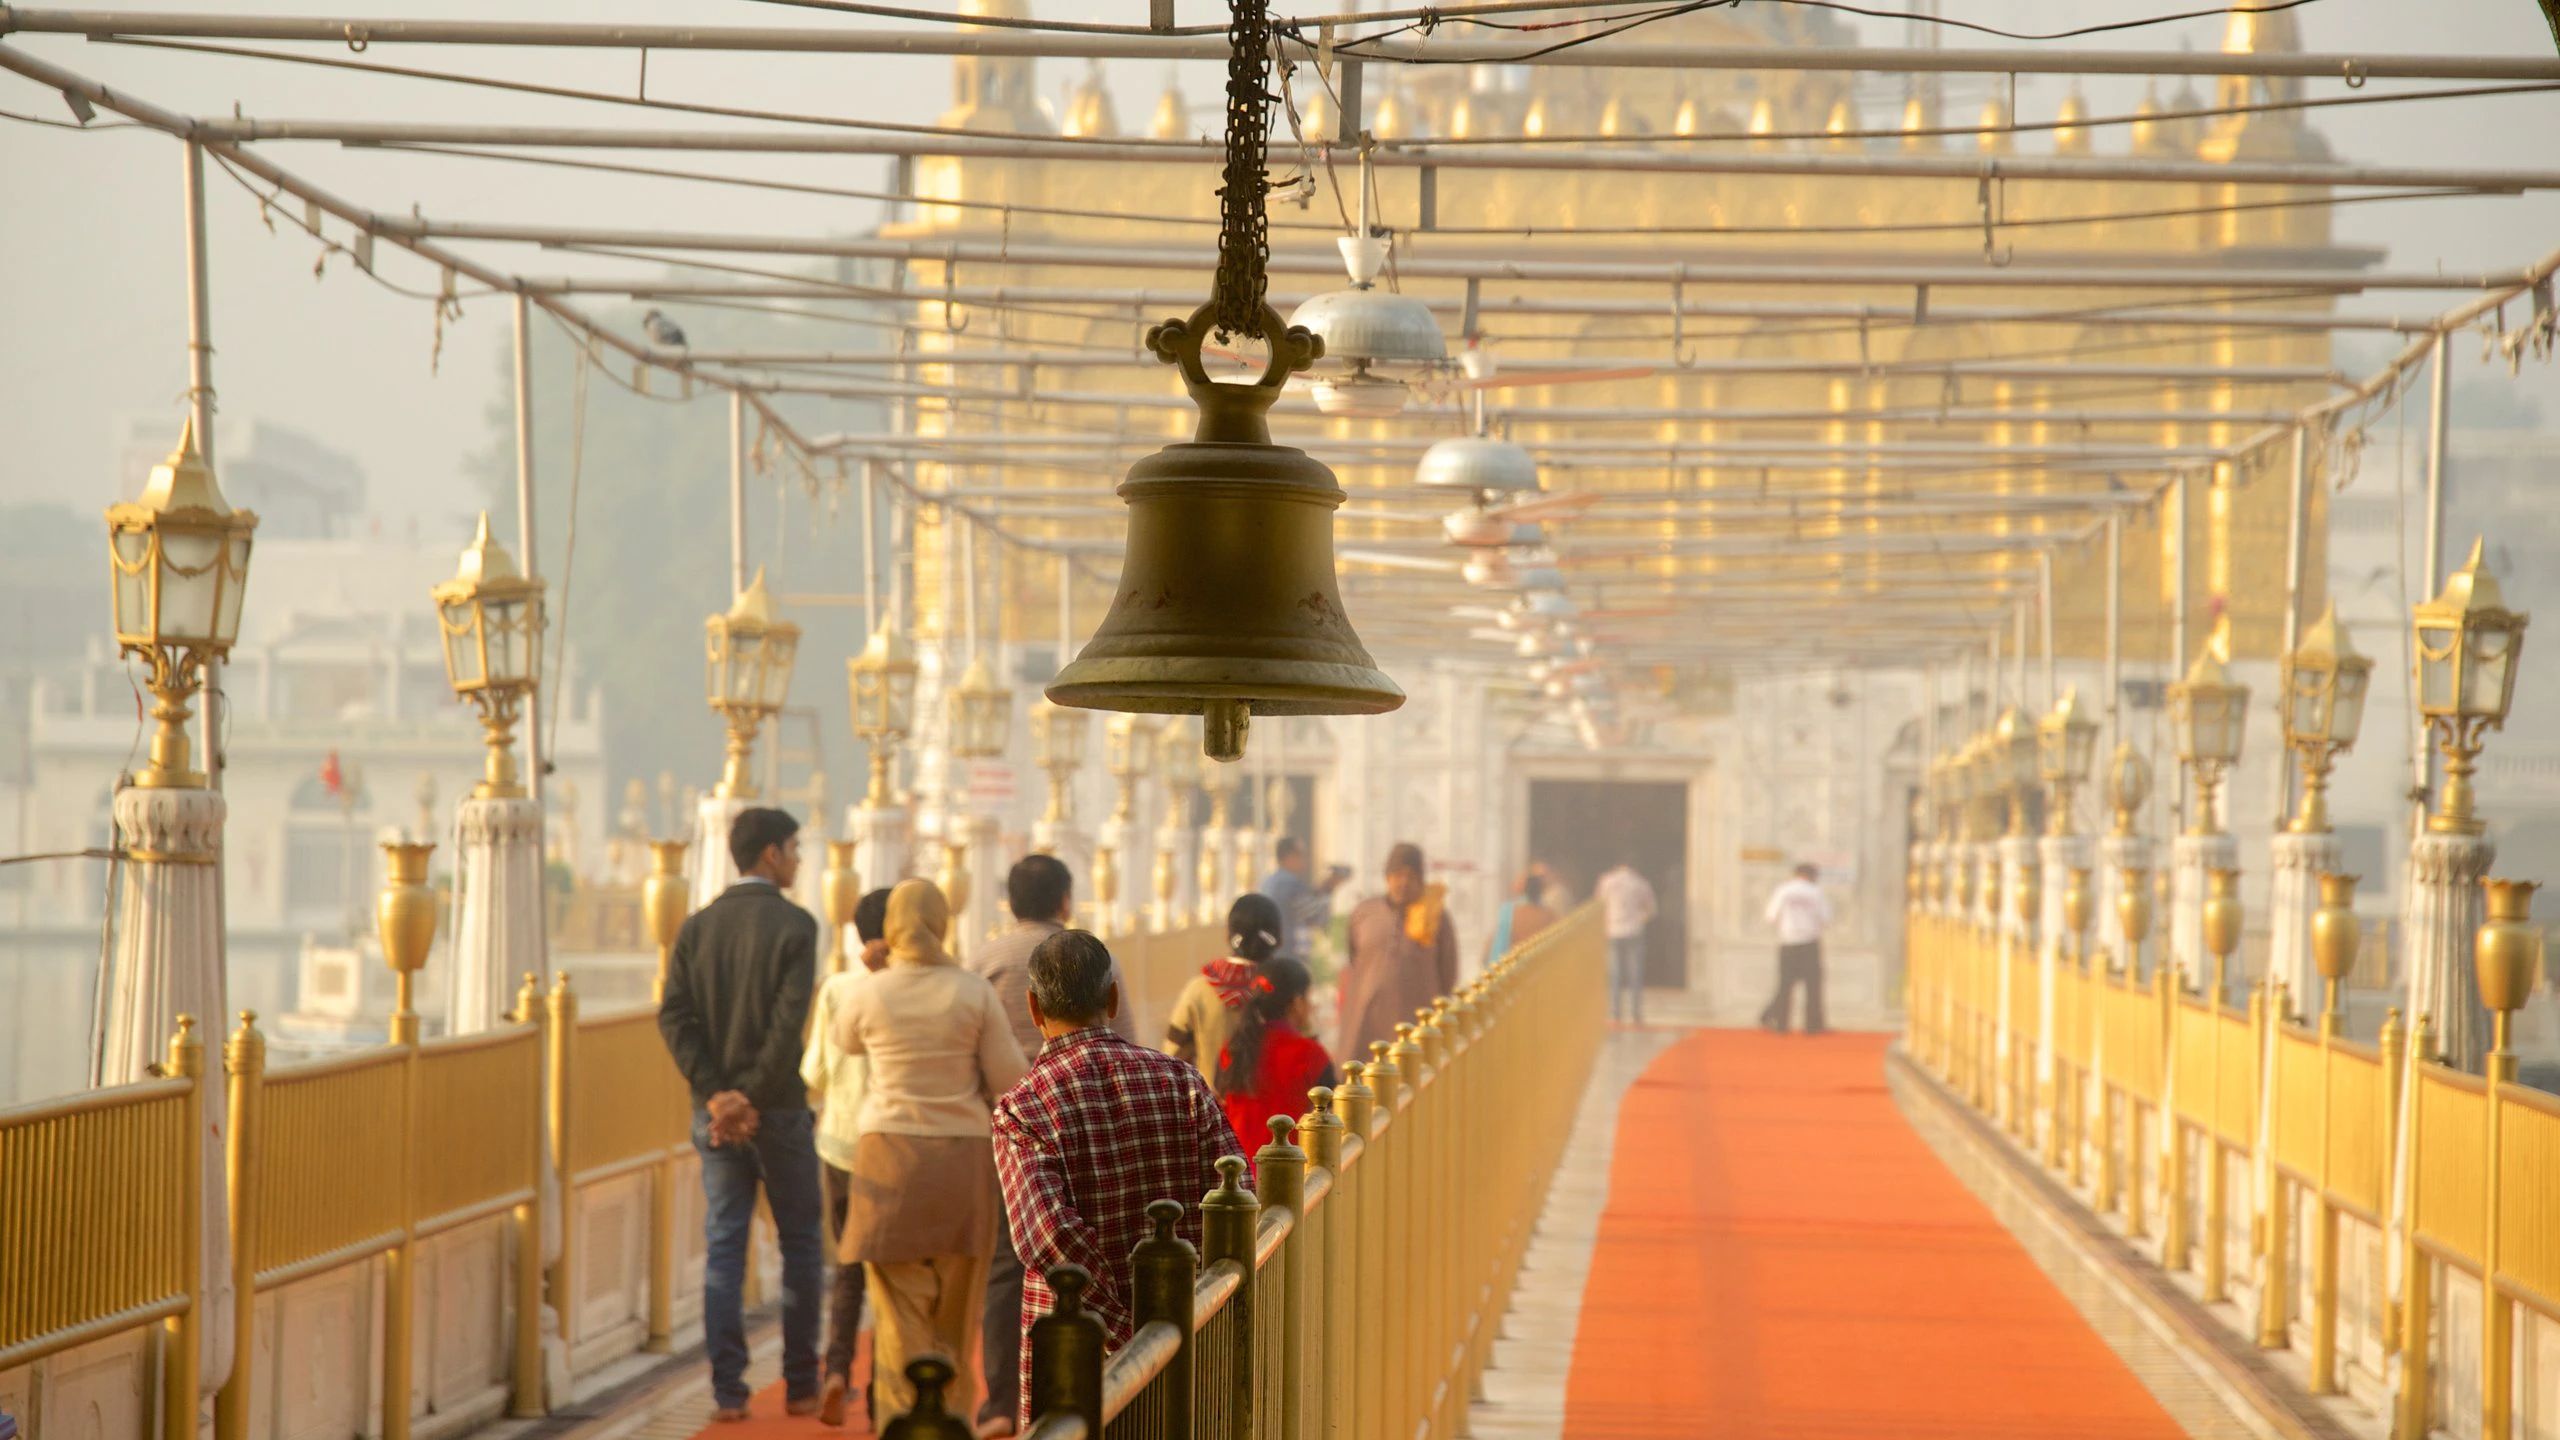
top-left (2413, 538), bottom-right (2529, 834)
top-left (1028, 697), bottom-right (1090, 825)
top-left (704, 569), bottom-right (800, 800)
top-left (2277, 603), bottom-right (2373, 834)
top-left (431, 512), bottom-right (545, 798)
top-left (105, 418), bottom-right (258, 787)
top-left (948, 653), bottom-right (1014, 761)
top-left (1043, 0), bottom-right (1401, 763)
top-left (2036, 687), bottom-right (2100, 836)
top-left (848, 614), bottom-right (919, 805)
top-left (2168, 642), bottom-right (2249, 835)
top-left (2106, 742), bottom-right (2153, 837)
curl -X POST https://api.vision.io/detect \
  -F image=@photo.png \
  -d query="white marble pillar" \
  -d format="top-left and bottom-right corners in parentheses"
top-left (956, 810), bottom-right (1004, 955)
top-left (1156, 817), bottom-right (1199, 932)
top-left (689, 793), bottom-right (753, 911)
top-left (101, 784), bottom-right (234, 1401)
top-left (450, 795), bottom-right (546, 1035)
top-left (1196, 820), bottom-right (1232, 924)
top-left (2267, 829), bottom-right (2341, 1019)
top-left (2404, 830), bottom-right (2494, 1070)
top-left (1232, 826), bottom-right (1264, 902)
top-left (848, 802), bottom-right (913, 894)
top-left (1094, 815), bottom-right (1138, 936)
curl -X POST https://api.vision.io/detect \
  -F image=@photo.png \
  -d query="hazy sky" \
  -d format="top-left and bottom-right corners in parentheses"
top-left (3, 0), bottom-right (2557, 531)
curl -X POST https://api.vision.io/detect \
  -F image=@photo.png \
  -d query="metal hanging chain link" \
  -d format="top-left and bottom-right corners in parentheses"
top-left (1212, 0), bottom-right (1275, 342)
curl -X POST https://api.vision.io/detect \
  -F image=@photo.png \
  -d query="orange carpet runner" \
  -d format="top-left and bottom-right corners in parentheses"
top-left (1562, 1029), bottom-right (2189, 1439)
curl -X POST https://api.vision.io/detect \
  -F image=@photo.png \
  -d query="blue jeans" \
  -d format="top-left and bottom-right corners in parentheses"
top-left (695, 1105), bottom-right (826, 1410)
top-left (1609, 934), bottom-right (1647, 1023)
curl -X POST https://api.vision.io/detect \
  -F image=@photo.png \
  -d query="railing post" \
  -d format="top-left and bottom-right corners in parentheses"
top-left (2310, 1005), bottom-right (2340, 1393)
top-left (882, 1356), bottom-right (975, 1439)
top-left (2202, 982), bottom-right (2229, 1303)
top-left (2159, 966), bottom-right (2187, 1268)
top-left (214, 1012), bottom-right (265, 1440)
top-left (2483, 1044), bottom-right (2514, 1440)
top-left (1133, 1198), bottom-right (1199, 1440)
top-left (1366, 1037), bottom-right (1408, 1437)
top-left (2394, 1013), bottom-right (2434, 1439)
top-left (1200, 1155), bottom-right (1260, 1440)
top-left (646, 1146), bottom-right (677, 1354)
top-left (1026, 1266), bottom-right (1106, 1435)
top-left (384, 990), bottom-right (424, 1440)
top-left (509, 973), bottom-right (547, 1417)
top-left (1333, 1065), bottom-right (1375, 1439)
top-left (1300, 1087), bottom-right (1346, 1440)
top-left (165, 1015), bottom-right (205, 1440)
top-left (1255, 1118), bottom-right (1309, 1440)
top-left (2256, 985), bottom-right (2287, 1350)
top-left (545, 974), bottom-right (578, 1358)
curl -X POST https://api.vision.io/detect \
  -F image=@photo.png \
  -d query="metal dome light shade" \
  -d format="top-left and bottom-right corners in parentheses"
top-left (1046, 299), bottom-right (1404, 762)
top-left (1290, 282), bottom-right (1447, 418)
top-left (1416, 435), bottom-right (1539, 496)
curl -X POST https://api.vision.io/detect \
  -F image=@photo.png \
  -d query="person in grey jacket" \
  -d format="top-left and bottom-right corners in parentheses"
top-left (657, 807), bottom-right (825, 1424)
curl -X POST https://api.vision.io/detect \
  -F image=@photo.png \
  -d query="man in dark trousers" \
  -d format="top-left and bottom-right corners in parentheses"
top-left (658, 807), bottom-right (826, 1424)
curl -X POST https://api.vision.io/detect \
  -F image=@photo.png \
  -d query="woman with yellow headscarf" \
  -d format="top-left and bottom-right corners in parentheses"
top-left (829, 878), bottom-right (1029, 1416)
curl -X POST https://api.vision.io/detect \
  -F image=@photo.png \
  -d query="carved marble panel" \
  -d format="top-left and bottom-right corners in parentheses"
top-left (424, 1219), bottom-right (507, 1414)
top-left (34, 1330), bottom-right (150, 1440)
top-left (571, 1174), bottom-right (650, 1370)
top-left (271, 1264), bottom-right (370, 1440)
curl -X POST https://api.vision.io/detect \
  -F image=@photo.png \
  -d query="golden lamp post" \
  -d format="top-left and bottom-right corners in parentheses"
top-left (2413, 538), bottom-right (2529, 835)
top-left (2278, 604), bottom-right (2373, 834)
top-left (848, 615), bottom-right (920, 807)
top-left (643, 839), bottom-right (689, 1001)
top-left (377, 839), bottom-right (438, 1045)
top-left (2202, 866), bottom-right (2243, 1003)
top-left (704, 569), bottom-right (800, 801)
top-left (2037, 687), bottom-right (2100, 837)
top-left (2106, 742), bottom-right (2153, 837)
top-left (105, 418), bottom-right (259, 788)
top-left (2475, 878), bottom-right (2540, 1061)
top-left (2168, 642), bottom-right (2249, 835)
top-left (1028, 698), bottom-right (1091, 828)
top-left (430, 512), bottom-right (545, 798)
top-left (2309, 871), bottom-right (2361, 1031)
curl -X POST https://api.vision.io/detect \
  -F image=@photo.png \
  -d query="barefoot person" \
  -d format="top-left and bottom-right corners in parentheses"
top-left (1337, 843), bottom-right (1456, 1059)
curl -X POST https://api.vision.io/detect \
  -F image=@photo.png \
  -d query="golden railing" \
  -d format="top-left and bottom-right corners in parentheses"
top-left (876, 903), bottom-right (1608, 1440)
top-left (1900, 883), bottom-right (2557, 1440)
top-left (0, 1020), bottom-right (202, 1410)
top-left (0, 911), bottom-right (1382, 1440)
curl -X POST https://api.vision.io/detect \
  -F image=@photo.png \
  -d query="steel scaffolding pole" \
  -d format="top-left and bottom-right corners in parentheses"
top-left (513, 290), bottom-right (544, 804)
top-left (11, 10), bottom-right (2558, 80)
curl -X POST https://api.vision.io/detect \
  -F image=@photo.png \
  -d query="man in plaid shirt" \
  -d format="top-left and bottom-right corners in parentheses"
top-left (990, 929), bottom-right (1244, 1430)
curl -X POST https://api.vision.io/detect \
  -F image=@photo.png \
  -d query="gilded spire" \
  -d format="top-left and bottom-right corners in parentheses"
top-left (1062, 61), bottom-right (1119, 138)
top-left (1975, 94), bottom-right (2013, 154)
top-left (137, 415), bottom-right (237, 516)
top-left (1147, 69), bottom-right (1187, 139)
top-left (2053, 86), bottom-right (2090, 156)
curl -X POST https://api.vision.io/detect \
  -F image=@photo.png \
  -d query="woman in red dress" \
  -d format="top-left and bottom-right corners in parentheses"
top-left (1216, 957), bottom-right (1338, 1158)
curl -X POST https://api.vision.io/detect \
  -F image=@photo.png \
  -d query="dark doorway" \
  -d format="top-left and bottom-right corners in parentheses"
top-left (1528, 779), bottom-right (1690, 989)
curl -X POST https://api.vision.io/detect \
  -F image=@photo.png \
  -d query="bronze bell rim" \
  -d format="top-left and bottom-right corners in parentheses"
top-left (1046, 660), bottom-right (1407, 717)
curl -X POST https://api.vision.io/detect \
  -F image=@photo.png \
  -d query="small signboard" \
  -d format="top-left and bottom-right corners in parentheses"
top-left (965, 761), bottom-right (1017, 808)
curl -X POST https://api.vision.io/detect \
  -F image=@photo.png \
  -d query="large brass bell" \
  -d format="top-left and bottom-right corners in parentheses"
top-left (1046, 298), bottom-right (1404, 761)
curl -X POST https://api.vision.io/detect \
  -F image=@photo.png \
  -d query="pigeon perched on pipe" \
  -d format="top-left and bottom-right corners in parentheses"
top-left (641, 309), bottom-right (689, 349)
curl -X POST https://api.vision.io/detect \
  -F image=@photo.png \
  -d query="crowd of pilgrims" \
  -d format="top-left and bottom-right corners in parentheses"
top-left (655, 806), bottom-right (1548, 1433)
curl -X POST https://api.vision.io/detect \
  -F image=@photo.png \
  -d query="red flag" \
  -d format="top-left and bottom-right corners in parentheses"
top-left (320, 750), bottom-right (345, 798)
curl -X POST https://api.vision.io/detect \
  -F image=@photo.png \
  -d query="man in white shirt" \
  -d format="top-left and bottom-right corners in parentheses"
top-left (1759, 862), bottom-right (1834, 1035)
top-left (1594, 856), bottom-right (1659, 1025)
